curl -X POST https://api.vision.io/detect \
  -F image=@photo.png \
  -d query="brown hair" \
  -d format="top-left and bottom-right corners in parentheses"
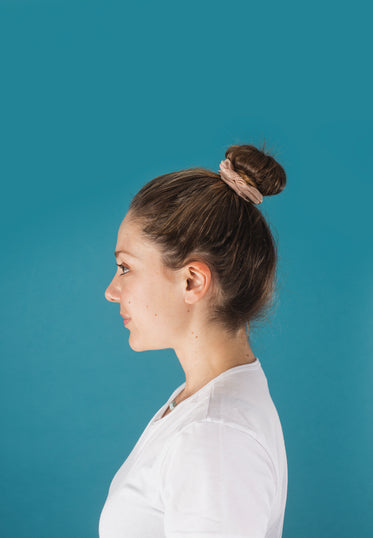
top-left (128, 143), bottom-right (286, 336)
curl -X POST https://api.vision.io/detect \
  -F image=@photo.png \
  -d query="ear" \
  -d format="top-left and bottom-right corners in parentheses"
top-left (183, 261), bottom-right (212, 305)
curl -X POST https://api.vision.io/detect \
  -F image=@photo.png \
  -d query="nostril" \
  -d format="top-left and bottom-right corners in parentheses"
top-left (104, 285), bottom-right (119, 303)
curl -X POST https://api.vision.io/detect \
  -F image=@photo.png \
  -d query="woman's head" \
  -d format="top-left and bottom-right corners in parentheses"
top-left (105, 143), bottom-right (286, 348)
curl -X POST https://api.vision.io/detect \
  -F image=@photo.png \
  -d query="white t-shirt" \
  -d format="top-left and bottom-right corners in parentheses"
top-left (99, 357), bottom-right (288, 538)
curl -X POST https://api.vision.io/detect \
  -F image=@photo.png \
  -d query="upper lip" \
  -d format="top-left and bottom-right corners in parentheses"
top-left (120, 312), bottom-right (130, 319)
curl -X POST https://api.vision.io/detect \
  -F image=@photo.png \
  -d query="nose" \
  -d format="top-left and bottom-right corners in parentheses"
top-left (105, 275), bottom-right (121, 303)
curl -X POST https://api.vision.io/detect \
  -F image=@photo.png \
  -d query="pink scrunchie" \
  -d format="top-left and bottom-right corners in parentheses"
top-left (218, 158), bottom-right (263, 204)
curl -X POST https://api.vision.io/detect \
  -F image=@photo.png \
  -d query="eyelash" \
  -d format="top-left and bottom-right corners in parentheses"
top-left (116, 263), bottom-right (129, 276)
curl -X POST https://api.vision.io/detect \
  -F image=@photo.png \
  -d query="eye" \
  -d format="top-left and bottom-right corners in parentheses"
top-left (116, 263), bottom-right (129, 276)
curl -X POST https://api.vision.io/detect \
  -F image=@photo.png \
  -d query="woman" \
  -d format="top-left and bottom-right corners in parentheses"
top-left (99, 143), bottom-right (288, 537)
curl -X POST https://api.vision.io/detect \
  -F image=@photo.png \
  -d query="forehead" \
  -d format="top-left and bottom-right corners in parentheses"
top-left (116, 216), bottom-right (158, 262)
top-left (117, 216), bottom-right (141, 246)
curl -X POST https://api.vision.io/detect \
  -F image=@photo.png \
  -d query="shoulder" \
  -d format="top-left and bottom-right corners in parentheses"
top-left (161, 419), bottom-right (277, 489)
top-left (160, 420), bottom-right (278, 536)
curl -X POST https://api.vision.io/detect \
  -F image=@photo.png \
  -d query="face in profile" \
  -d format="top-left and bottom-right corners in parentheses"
top-left (105, 213), bottom-right (188, 352)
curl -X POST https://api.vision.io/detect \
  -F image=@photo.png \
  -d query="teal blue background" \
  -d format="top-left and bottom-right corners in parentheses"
top-left (0, 0), bottom-right (372, 536)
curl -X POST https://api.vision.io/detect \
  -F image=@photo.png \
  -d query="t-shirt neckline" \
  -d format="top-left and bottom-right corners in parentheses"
top-left (152, 357), bottom-right (260, 424)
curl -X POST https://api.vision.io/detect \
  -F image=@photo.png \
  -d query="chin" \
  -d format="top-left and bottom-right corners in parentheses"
top-left (128, 334), bottom-right (168, 353)
top-left (128, 335), bottom-right (151, 352)
top-left (128, 340), bottom-right (145, 352)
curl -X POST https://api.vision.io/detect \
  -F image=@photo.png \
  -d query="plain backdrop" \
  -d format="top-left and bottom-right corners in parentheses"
top-left (0, 1), bottom-right (372, 537)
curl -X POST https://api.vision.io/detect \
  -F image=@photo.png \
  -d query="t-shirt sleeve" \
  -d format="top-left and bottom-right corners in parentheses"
top-left (160, 420), bottom-right (277, 538)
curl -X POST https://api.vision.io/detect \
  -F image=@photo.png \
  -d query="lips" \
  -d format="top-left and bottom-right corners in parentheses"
top-left (120, 312), bottom-right (131, 321)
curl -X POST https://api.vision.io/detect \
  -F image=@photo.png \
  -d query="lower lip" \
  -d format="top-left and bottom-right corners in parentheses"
top-left (123, 319), bottom-right (131, 326)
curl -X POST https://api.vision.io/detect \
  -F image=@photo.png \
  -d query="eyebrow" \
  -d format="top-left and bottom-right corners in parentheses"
top-left (114, 249), bottom-right (138, 259)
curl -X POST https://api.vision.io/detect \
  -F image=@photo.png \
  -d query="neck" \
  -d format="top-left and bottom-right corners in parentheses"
top-left (173, 323), bottom-right (256, 401)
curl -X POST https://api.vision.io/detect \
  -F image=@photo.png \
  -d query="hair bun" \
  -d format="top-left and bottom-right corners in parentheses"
top-left (225, 143), bottom-right (286, 197)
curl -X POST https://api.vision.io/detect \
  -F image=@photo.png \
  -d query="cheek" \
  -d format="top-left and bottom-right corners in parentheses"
top-left (162, 287), bottom-right (185, 320)
top-left (123, 274), bottom-right (180, 319)
top-left (148, 284), bottom-right (177, 318)
top-left (125, 280), bottom-right (160, 312)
